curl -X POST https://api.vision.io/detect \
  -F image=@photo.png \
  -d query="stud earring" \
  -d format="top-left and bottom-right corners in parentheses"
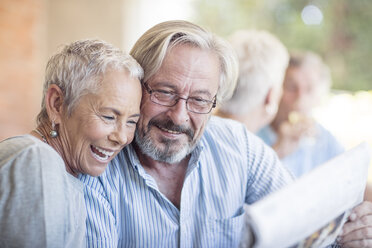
top-left (50, 121), bottom-right (58, 138)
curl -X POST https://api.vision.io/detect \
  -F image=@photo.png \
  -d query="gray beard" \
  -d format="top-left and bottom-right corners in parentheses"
top-left (134, 128), bottom-right (196, 164)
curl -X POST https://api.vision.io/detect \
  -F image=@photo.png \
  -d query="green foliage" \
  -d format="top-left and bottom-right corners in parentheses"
top-left (191, 0), bottom-right (372, 91)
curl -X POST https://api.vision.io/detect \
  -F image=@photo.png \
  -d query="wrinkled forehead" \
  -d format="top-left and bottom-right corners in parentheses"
top-left (151, 44), bottom-right (220, 95)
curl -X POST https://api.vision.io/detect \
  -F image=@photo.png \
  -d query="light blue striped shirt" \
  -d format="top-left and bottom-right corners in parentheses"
top-left (79, 116), bottom-right (293, 247)
top-left (257, 123), bottom-right (344, 178)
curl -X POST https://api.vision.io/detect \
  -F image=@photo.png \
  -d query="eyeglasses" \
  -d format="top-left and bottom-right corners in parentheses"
top-left (143, 82), bottom-right (217, 114)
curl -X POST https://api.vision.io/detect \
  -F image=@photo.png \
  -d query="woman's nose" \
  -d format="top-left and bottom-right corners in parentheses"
top-left (109, 125), bottom-right (129, 146)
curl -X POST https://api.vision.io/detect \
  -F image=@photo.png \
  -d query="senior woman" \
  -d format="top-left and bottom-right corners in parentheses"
top-left (215, 29), bottom-right (289, 133)
top-left (0, 39), bottom-right (143, 247)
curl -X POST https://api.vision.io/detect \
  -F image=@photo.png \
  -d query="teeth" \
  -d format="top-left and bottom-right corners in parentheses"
top-left (91, 145), bottom-right (115, 162)
top-left (93, 146), bottom-right (114, 156)
top-left (160, 127), bottom-right (181, 134)
top-left (92, 152), bottom-right (109, 162)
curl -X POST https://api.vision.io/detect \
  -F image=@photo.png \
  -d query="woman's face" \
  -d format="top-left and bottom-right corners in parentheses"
top-left (60, 69), bottom-right (142, 176)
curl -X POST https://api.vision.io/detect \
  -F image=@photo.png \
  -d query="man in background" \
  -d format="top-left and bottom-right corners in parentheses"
top-left (257, 51), bottom-right (344, 177)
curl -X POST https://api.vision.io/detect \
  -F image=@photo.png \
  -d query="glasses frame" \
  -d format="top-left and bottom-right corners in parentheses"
top-left (143, 82), bottom-right (217, 114)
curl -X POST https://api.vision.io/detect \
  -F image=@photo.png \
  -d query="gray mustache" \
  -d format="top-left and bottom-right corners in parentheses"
top-left (148, 119), bottom-right (194, 139)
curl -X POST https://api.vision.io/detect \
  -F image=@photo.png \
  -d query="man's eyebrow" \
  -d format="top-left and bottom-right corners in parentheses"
top-left (152, 82), bottom-right (177, 90)
top-left (191, 90), bottom-right (213, 98)
top-left (152, 82), bottom-right (214, 97)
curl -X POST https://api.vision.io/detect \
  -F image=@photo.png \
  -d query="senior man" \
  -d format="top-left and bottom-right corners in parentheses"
top-left (80, 20), bottom-right (372, 248)
top-left (258, 51), bottom-right (344, 178)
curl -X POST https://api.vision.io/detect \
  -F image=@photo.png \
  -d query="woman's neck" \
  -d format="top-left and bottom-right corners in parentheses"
top-left (32, 122), bottom-right (78, 177)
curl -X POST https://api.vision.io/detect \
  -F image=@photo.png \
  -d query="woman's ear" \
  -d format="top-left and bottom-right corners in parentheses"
top-left (264, 87), bottom-right (279, 116)
top-left (45, 84), bottom-right (65, 124)
top-left (264, 87), bottom-right (273, 106)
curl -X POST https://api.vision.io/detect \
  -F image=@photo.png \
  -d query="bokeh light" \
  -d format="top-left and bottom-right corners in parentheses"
top-left (301, 4), bottom-right (324, 25)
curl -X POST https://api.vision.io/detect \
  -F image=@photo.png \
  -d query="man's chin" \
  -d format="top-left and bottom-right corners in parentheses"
top-left (139, 141), bottom-right (191, 164)
top-left (159, 149), bottom-right (191, 164)
top-left (135, 129), bottom-right (197, 164)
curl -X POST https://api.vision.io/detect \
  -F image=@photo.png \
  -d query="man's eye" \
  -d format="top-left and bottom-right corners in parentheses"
top-left (194, 97), bottom-right (207, 102)
top-left (153, 90), bottom-right (175, 100)
top-left (156, 89), bottom-right (174, 96)
top-left (191, 97), bottom-right (208, 105)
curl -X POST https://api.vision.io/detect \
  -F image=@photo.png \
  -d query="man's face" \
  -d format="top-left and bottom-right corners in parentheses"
top-left (276, 65), bottom-right (323, 121)
top-left (135, 44), bottom-right (220, 163)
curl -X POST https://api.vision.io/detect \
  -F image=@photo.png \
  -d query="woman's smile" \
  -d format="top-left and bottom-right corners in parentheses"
top-left (90, 145), bottom-right (115, 162)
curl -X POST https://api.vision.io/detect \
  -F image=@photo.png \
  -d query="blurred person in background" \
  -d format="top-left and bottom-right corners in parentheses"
top-left (0, 39), bottom-right (143, 247)
top-left (215, 29), bottom-right (289, 133)
top-left (218, 31), bottom-right (372, 247)
top-left (215, 29), bottom-right (290, 248)
top-left (257, 51), bottom-right (344, 178)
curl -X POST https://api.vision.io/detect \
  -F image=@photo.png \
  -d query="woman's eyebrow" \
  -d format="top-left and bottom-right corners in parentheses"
top-left (101, 107), bottom-right (122, 116)
top-left (102, 108), bottom-right (140, 118)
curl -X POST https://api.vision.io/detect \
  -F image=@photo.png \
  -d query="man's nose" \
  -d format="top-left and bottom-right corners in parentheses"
top-left (166, 98), bottom-right (190, 124)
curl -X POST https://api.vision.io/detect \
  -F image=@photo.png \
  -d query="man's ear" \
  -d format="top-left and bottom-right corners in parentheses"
top-left (45, 84), bottom-right (65, 124)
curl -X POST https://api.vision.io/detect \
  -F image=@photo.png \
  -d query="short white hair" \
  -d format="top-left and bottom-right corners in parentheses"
top-left (37, 39), bottom-right (143, 124)
top-left (219, 30), bottom-right (289, 115)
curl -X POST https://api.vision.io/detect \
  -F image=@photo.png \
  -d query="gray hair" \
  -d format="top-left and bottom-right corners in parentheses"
top-left (37, 39), bottom-right (143, 124)
top-left (130, 20), bottom-right (239, 103)
top-left (219, 30), bottom-right (289, 115)
top-left (288, 50), bottom-right (331, 95)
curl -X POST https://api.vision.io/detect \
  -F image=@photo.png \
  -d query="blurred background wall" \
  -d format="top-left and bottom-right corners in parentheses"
top-left (0, 0), bottom-right (45, 140)
top-left (0, 0), bottom-right (192, 140)
top-left (0, 0), bottom-right (371, 155)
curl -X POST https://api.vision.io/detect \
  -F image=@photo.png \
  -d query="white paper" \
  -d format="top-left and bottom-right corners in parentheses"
top-left (244, 142), bottom-right (371, 248)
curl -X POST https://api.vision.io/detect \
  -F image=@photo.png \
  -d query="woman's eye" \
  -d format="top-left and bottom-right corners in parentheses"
top-left (127, 120), bottom-right (138, 125)
top-left (103, 115), bottom-right (115, 121)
